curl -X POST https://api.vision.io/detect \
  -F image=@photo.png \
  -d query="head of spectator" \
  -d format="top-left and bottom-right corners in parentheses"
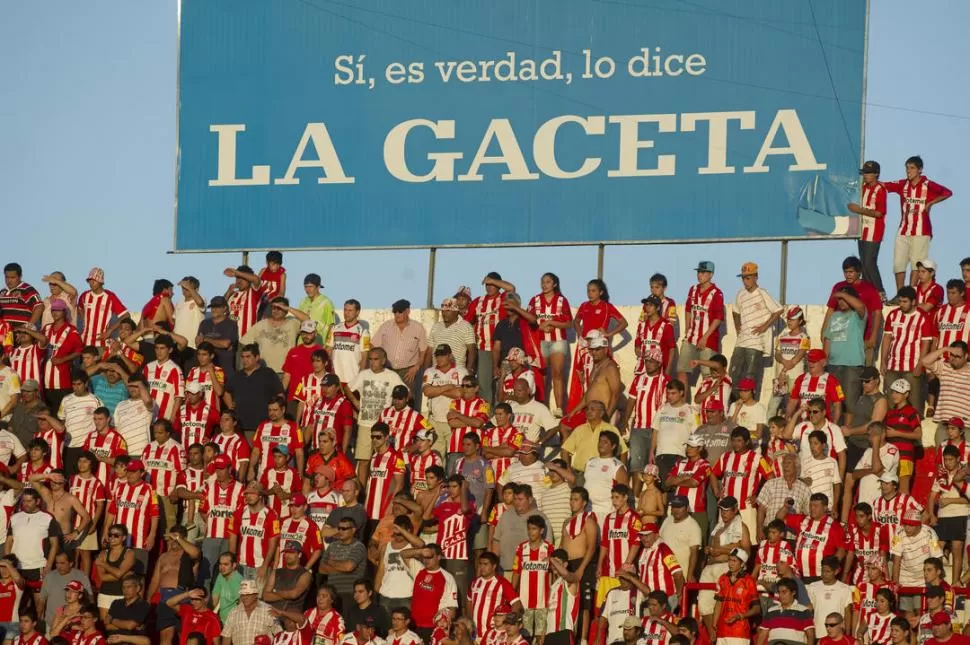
top-left (493, 402), bottom-right (513, 428)
top-left (611, 484), bottom-right (632, 513)
top-left (878, 471), bottom-right (899, 499)
top-left (946, 340), bottom-right (968, 369)
top-left (513, 441), bottom-right (537, 467)
top-left (729, 427), bottom-right (750, 454)
top-left (2, 263), bottom-right (24, 291)
top-left (240, 343), bottom-right (261, 373)
top-left (243, 480), bottom-right (264, 511)
top-left (915, 259), bottom-right (937, 287)
top-left (238, 579), bottom-right (260, 610)
top-left (391, 299), bottom-right (412, 326)
top-left (335, 517), bottom-right (358, 545)
top-left (370, 422), bottom-right (390, 454)
top-left (597, 431), bottom-right (620, 460)
top-left (890, 616), bottom-right (912, 645)
top-left (185, 380), bottom-right (205, 407)
top-left (808, 492), bottom-right (829, 520)
top-left (904, 154), bottom-right (923, 179)
top-left (121, 573), bottom-right (144, 602)
top-left (77, 603), bottom-right (100, 636)
top-left (807, 430), bottom-right (828, 460)
top-left (703, 398), bottom-right (724, 425)
top-left (477, 551), bottom-right (500, 579)
top-left (267, 396), bottom-right (285, 423)
top-left (648, 273), bottom-right (669, 299)
top-left (677, 617), bottom-right (701, 644)
top-left (860, 366), bottom-right (881, 395)
top-left (684, 434), bottom-right (705, 461)
top-left (352, 578), bottom-right (376, 610)
top-left (217, 552), bottom-right (237, 579)
top-left (586, 399), bottom-right (607, 424)
top-left (114, 455), bottom-right (130, 482)
top-left (366, 347), bottom-right (388, 374)
top-left (640, 294), bottom-right (662, 322)
top-left (823, 613), bottom-right (847, 640)
top-left (943, 417), bottom-right (967, 445)
top-left (152, 418), bottom-right (174, 446)
top-left (778, 452), bottom-right (799, 483)
top-left (641, 346), bottom-right (663, 376)
top-left (211, 453), bottom-right (232, 483)
top-left (900, 507), bottom-right (923, 537)
top-left (280, 539), bottom-right (303, 569)
top-left (26, 436), bottom-right (49, 467)
top-left (717, 495), bottom-right (739, 525)
top-left (726, 547), bottom-right (747, 575)
top-left (642, 464), bottom-right (659, 489)
top-left (570, 487), bottom-right (590, 515)
top-left (865, 555), bottom-right (887, 584)
top-left (432, 343), bottom-right (454, 371)
top-left (272, 445), bottom-right (290, 471)
top-left (340, 479), bottom-right (360, 506)
top-left (805, 398), bottom-right (827, 427)
top-left (924, 557), bottom-right (946, 586)
top-left (298, 320), bottom-right (318, 346)
top-left (208, 295), bottom-right (229, 323)
top-left (735, 378), bottom-right (756, 403)
top-left (125, 458), bottom-right (145, 485)
top-left (461, 432), bottom-right (481, 459)
top-left (775, 577), bottom-right (798, 608)
top-left (805, 349), bottom-right (827, 377)
top-left (819, 555), bottom-right (841, 584)
top-left (668, 495), bottom-right (690, 521)
top-left (854, 502), bottom-right (874, 532)
top-left (512, 484), bottom-right (535, 514)
top-left (888, 378), bottom-right (912, 408)
top-left (436, 297), bottom-right (461, 326)
top-left (53, 551), bottom-right (74, 577)
top-left (526, 515), bottom-right (547, 543)
top-left (638, 522), bottom-right (660, 550)
top-left (545, 458), bottom-right (569, 487)
top-left (267, 296), bottom-right (289, 321)
top-left (418, 543), bottom-right (443, 573)
top-left (390, 607), bottom-right (413, 637)
top-left (840, 256), bottom-right (864, 285)
top-left (300, 273), bottom-right (322, 299)
top-left (694, 261), bottom-right (715, 286)
top-left (586, 332), bottom-right (610, 364)
top-left (315, 429), bottom-right (338, 460)
top-left (738, 261), bottom-right (759, 291)
top-left (17, 610), bottom-right (40, 640)
top-left (925, 585), bottom-right (946, 615)
top-left (621, 616), bottom-right (642, 644)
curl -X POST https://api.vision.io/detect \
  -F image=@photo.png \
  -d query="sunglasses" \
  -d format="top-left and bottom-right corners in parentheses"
top-left (825, 624), bottom-right (840, 629)
top-left (370, 434), bottom-right (383, 440)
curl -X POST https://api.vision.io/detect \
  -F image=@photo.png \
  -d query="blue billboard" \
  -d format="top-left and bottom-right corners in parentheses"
top-left (175, 0), bottom-right (867, 251)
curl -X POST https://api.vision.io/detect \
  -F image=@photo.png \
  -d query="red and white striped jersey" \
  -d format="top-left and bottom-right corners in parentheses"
top-left (306, 487), bottom-right (341, 530)
top-left (77, 289), bottom-right (127, 347)
top-left (684, 283), bottom-right (724, 351)
top-left (310, 396), bottom-right (354, 451)
top-left (934, 304), bottom-right (970, 348)
top-left (259, 466), bottom-right (300, 519)
top-left (884, 175), bottom-right (953, 237)
top-left (142, 439), bottom-right (185, 496)
top-left (712, 450), bottom-right (761, 510)
top-left (666, 458), bottom-right (710, 513)
top-left (547, 578), bottom-right (579, 634)
top-left (10, 631), bottom-right (45, 645)
top-left (859, 182), bottom-right (888, 242)
top-left (642, 611), bottom-right (677, 645)
top-left (185, 365), bottom-right (224, 411)
top-left (176, 400), bottom-right (219, 451)
top-left (175, 466), bottom-right (207, 519)
top-left (253, 421), bottom-right (303, 476)
top-left (305, 607), bottom-right (344, 645)
top-left (227, 286), bottom-right (265, 338)
top-left (864, 611), bottom-right (894, 645)
top-left (470, 293), bottom-right (507, 351)
top-left (789, 372), bottom-right (845, 420)
top-left (408, 450), bottom-right (443, 493)
top-left (481, 425), bottom-right (524, 482)
top-left (846, 522), bottom-right (890, 585)
top-left (387, 631), bottom-right (422, 645)
top-left (599, 508), bottom-right (642, 577)
top-left (938, 439), bottom-right (970, 466)
top-left (36, 428), bottom-right (64, 469)
top-left (872, 493), bottom-right (923, 532)
top-left (467, 575), bottom-right (519, 637)
top-left (143, 360), bottom-right (183, 421)
top-left (42, 322), bottom-right (83, 390)
top-left (277, 515), bottom-right (323, 567)
top-left (754, 539), bottom-right (795, 586)
top-left (434, 501), bottom-right (474, 561)
top-left (884, 308), bottom-right (932, 372)
top-left (513, 540), bottom-right (553, 609)
top-left (487, 502), bottom-right (509, 528)
top-left (212, 431), bottom-right (251, 468)
top-left (790, 515), bottom-right (846, 578)
top-left (70, 474), bottom-right (107, 531)
top-left (563, 511), bottom-right (597, 541)
top-left (108, 480), bottom-right (160, 549)
top-left (294, 372), bottom-right (326, 429)
top-left (200, 479), bottom-right (245, 539)
top-left (634, 317), bottom-right (676, 373)
top-left (637, 540), bottom-right (682, 597)
top-left (232, 504), bottom-right (280, 568)
top-left (447, 398), bottom-right (489, 453)
top-left (9, 344), bottom-right (41, 387)
top-left (527, 293), bottom-right (572, 343)
top-left (18, 461), bottom-right (52, 489)
top-left (853, 581), bottom-right (897, 626)
top-left (366, 448), bottom-right (406, 520)
top-left (83, 429), bottom-right (127, 486)
top-left (379, 405), bottom-right (432, 453)
top-left (917, 281), bottom-right (945, 311)
top-left (627, 372), bottom-right (669, 429)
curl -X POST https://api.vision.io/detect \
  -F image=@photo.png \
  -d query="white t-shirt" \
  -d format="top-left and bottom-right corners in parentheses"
top-left (499, 460), bottom-right (548, 505)
top-left (802, 455), bottom-right (840, 501)
top-left (891, 525), bottom-right (943, 587)
top-left (734, 287), bottom-right (782, 352)
top-left (806, 580), bottom-right (854, 634)
top-left (58, 392), bottom-right (103, 449)
top-left (174, 299), bottom-right (205, 349)
top-left (509, 399), bottom-right (558, 443)
top-left (932, 470), bottom-right (970, 518)
top-left (423, 365), bottom-right (467, 423)
top-left (602, 587), bottom-right (637, 645)
top-left (349, 369), bottom-right (405, 427)
top-left (659, 515), bottom-right (702, 582)
top-left (855, 444), bottom-right (900, 508)
top-left (0, 366), bottom-right (21, 421)
top-left (327, 320), bottom-right (371, 385)
top-left (585, 457), bottom-right (625, 519)
top-left (10, 510), bottom-right (57, 569)
top-left (651, 403), bottom-right (697, 457)
top-left (728, 401), bottom-right (767, 430)
top-left (0, 430), bottom-right (26, 468)
top-left (113, 398), bottom-right (154, 457)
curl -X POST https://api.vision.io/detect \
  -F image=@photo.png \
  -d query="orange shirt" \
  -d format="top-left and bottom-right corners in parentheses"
top-left (715, 573), bottom-right (758, 639)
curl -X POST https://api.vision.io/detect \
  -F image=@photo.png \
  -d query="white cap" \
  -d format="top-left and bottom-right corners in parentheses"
top-left (585, 330), bottom-right (609, 349)
top-left (878, 472), bottom-right (899, 484)
top-left (729, 547), bottom-right (749, 564)
top-left (890, 378), bottom-right (912, 394)
top-left (685, 435), bottom-right (706, 448)
top-left (300, 320), bottom-right (317, 334)
top-left (185, 382), bottom-right (204, 395)
top-left (916, 258), bottom-right (937, 271)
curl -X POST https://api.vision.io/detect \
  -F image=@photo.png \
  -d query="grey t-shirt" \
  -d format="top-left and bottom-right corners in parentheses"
top-left (493, 506), bottom-right (551, 571)
top-left (692, 421), bottom-right (738, 465)
top-left (323, 540), bottom-right (367, 594)
top-left (40, 568), bottom-right (92, 626)
top-left (326, 504), bottom-right (367, 542)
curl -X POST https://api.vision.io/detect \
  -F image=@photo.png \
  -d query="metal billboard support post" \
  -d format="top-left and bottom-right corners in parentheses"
top-left (242, 251), bottom-right (249, 266)
top-left (779, 241), bottom-right (789, 305)
top-left (426, 247), bottom-right (437, 309)
top-left (597, 244), bottom-right (605, 280)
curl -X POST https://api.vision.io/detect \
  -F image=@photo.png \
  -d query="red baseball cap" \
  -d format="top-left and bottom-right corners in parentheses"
top-left (212, 455), bottom-right (232, 470)
top-left (806, 349), bottom-right (827, 363)
top-left (931, 612), bottom-right (952, 626)
top-left (126, 460), bottom-right (145, 472)
top-left (738, 378), bottom-right (757, 391)
top-left (289, 493), bottom-right (308, 506)
top-left (946, 417), bottom-right (966, 430)
top-left (703, 398), bottom-right (724, 411)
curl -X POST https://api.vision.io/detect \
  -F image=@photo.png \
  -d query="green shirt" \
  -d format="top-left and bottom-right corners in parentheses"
top-left (212, 569), bottom-right (243, 623)
top-left (299, 294), bottom-right (336, 335)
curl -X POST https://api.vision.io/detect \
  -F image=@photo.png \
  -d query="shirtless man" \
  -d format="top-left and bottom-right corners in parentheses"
top-left (415, 466), bottom-right (445, 542)
top-left (146, 526), bottom-right (201, 645)
top-left (29, 470), bottom-right (92, 556)
top-left (559, 486), bottom-right (598, 643)
top-left (559, 334), bottom-right (622, 440)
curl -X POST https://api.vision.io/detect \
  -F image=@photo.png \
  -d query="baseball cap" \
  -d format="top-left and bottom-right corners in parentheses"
top-left (321, 373), bottom-right (340, 387)
top-left (860, 366), bottom-right (880, 381)
top-left (209, 295), bottom-right (228, 308)
top-left (391, 385), bottom-right (410, 399)
top-left (391, 299), bottom-right (411, 313)
top-left (685, 435), bottom-right (705, 448)
top-left (185, 381), bottom-right (204, 395)
top-left (272, 445), bottom-right (290, 456)
top-left (65, 580), bottom-right (85, 592)
top-left (890, 378), bottom-right (912, 394)
top-left (718, 496), bottom-right (739, 510)
top-left (643, 346), bottom-right (663, 364)
top-left (694, 261), bottom-right (715, 273)
top-left (586, 333), bottom-right (608, 349)
top-left (300, 320), bottom-right (317, 334)
top-left (638, 523), bottom-right (659, 535)
top-left (859, 160), bottom-right (881, 174)
top-left (703, 398), bottom-right (724, 412)
top-left (21, 379), bottom-right (39, 392)
top-left (433, 343), bottom-right (452, 356)
top-left (303, 273), bottom-right (322, 287)
top-left (917, 258), bottom-right (937, 271)
top-left (290, 493), bottom-right (308, 506)
top-left (440, 298), bottom-right (459, 312)
top-left (668, 495), bottom-right (690, 508)
top-left (315, 464), bottom-right (336, 483)
top-left (126, 460), bottom-right (145, 472)
top-left (737, 262), bottom-right (758, 277)
top-left (516, 440), bottom-right (538, 455)
top-left (87, 267), bottom-right (105, 284)
top-left (786, 305), bottom-right (805, 320)
top-left (212, 454), bottom-right (232, 470)
top-left (622, 616), bottom-right (641, 630)
top-left (931, 612), bottom-right (952, 626)
top-left (806, 349), bottom-right (827, 363)
top-left (945, 417), bottom-right (967, 430)
top-left (901, 508), bottom-right (922, 526)
top-left (641, 295), bottom-right (662, 307)
top-left (239, 580), bottom-right (259, 595)
top-left (729, 547), bottom-right (749, 563)
top-left (415, 429), bottom-right (435, 443)
top-left (50, 299), bottom-right (68, 312)
top-left (737, 378), bottom-right (757, 391)
top-left (283, 539), bottom-right (303, 553)
top-left (642, 464), bottom-right (659, 477)
top-left (878, 472), bottom-right (899, 484)
top-left (506, 347), bottom-right (526, 362)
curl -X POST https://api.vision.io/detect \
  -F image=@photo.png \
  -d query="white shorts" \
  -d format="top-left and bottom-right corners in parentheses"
top-left (698, 561), bottom-right (730, 616)
top-left (98, 592), bottom-right (123, 610)
top-left (893, 234), bottom-right (931, 273)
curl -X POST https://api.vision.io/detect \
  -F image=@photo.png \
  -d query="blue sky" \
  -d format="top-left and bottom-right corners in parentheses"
top-left (2, 1), bottom-right (968, 312)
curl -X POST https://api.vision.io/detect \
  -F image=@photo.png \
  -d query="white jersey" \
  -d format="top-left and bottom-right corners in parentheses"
top-left (585, 457), bottom-right (624, 520)
top-left (327, 320), bottom-right (370, 384)
top-left (855, 444), bottom-right (900, 508)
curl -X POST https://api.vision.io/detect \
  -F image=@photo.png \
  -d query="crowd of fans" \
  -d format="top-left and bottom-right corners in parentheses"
top-left (0, 159), bottom-right (964, 645)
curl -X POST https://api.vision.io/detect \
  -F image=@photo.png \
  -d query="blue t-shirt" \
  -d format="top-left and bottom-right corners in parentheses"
top-left (823, 310), bottom-right (866, 366)
top-left (90, 374), bottom-right (128, 415)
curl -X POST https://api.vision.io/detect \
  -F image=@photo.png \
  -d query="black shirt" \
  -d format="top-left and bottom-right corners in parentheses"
top-left (344, 603), bottom-right (391, 638)
top-left (225, 364), bottom-right (284, 430)
top-left (493, 318), bottom-right (524, 361)
top-left (107, 597), bottom-right (151, 634)
top-left (197, 317), bottom-right (240, 377)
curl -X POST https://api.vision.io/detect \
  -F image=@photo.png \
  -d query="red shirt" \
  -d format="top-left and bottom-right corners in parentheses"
top-left (819, 637), bottom-right (855, 645)
top-left (885, 404), bottom-right (921, 462)
top-left (926, 637), bottom-right (970, 645)
top-left (918, 281), bottom-right (945, 311)
top-left (575, 301), bottom-right (624, 340)
top-left (470, 293), bottom-right (507, 351)
top-left (42, 322), bottom-right (83, 390)
top-left (883, 175), bottom-right (953, 237)
top-left (178, 605), bottom-right (222, 645)
top-left (685, 283), bottom-right (725, 350)
top-left (258, 266), bottom-right (286, 300)
top-left (282, 343), bottom-right (329, 399)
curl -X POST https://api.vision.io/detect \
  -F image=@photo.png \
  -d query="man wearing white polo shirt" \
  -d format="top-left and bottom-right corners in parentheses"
top-left (428, 298), bottom-right (476, 372)
top-left (59, 371), bottom-right (102, 476)
top-left (730, 262), bottom-right (783, 397)
top-left (114, 375), bottom-right (155, 458)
